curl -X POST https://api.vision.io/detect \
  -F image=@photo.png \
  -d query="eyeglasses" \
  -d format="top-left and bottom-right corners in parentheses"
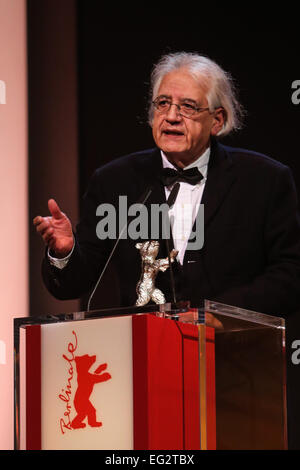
top-left (152, 97), bottom-right (210, 118)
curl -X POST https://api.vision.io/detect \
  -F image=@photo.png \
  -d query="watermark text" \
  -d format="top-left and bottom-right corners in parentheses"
top-left (0, 340), bottom-right (6, 365)
top-left (291, 339), bottom-right (300, 365)
top-left (0, 80), bottom-right (6, 104)
top-left (291, 80), bottom-right (300, 105)
top-left (95, 197), bottom-right (204, 251)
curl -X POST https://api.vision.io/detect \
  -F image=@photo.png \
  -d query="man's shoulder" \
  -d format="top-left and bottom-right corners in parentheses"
top-left (219, 142), bottom-right (289, 174)
top-left (93, 148), bottom-right (159, 178)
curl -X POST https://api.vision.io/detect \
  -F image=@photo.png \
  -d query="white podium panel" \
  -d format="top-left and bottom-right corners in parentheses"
top-left (25, 316), bottom-right (134, 450)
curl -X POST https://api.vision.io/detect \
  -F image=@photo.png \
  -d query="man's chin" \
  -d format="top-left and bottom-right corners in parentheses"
top-left (162, 149), bottom-right (190, 168)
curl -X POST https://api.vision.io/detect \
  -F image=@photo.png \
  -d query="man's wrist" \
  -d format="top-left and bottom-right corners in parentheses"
top-left (48, 238), bottom-right (75, 269)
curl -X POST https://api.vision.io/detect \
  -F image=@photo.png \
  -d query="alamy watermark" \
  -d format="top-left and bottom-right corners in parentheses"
top-left (0, 340), bottom-right (6, 365)
top-left (95, 196), bottom-right (204, 251)
top-left (291, 80), bottom-right (300, 105)
top-left (291, 340), bottom-right (300, 365)
top-left (0, 80), bottom-right (6, 104)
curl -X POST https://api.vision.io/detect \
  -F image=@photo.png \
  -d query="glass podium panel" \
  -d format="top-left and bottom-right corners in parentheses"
top-left (204, 300), bottom-right (287, 450)
top-left (14, 301), bottom-right (286, 450)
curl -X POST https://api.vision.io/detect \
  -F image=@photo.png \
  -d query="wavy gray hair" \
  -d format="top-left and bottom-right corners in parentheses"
top-left (148, 52), bottom-right (244, 137)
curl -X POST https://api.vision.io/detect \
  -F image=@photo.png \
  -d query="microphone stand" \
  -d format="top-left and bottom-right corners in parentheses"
top-left (164, 182), bottom-right (180, 305)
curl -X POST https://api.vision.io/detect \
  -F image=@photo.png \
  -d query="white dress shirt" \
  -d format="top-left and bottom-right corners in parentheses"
top-left (161, 147), bottom-right (210, 264)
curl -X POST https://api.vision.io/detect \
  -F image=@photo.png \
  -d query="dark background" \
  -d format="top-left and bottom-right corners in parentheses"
top-left (27, 1), bottom-right (300, 448)
top-left (77, 4), bottom-right (300, 194)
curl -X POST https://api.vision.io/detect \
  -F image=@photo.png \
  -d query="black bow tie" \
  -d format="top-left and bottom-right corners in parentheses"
top-left (161, 167), bottom-right (203, 186)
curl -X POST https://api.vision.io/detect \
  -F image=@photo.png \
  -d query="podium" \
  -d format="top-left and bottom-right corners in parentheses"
top-left (14, 300), bottom-right (287, 450)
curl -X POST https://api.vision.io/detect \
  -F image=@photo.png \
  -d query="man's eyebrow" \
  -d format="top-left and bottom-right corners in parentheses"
top-left (156, 94), bottom-right (198, 104)
top-left (156, 94), bottom-right (171, 99)
top-left (181, 97), bottom-right (198, 104)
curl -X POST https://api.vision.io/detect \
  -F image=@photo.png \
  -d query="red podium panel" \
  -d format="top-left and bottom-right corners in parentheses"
top-left (25, 324), bottom-right (41, 450)
top-left (132, 314), bottom-right (215, 450)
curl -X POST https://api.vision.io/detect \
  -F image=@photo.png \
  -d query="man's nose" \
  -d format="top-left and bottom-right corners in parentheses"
top-left (166, 103), bottom-right (182, 121)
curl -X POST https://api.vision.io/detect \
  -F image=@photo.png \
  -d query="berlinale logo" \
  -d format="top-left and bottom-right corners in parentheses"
top-left (59, 330), bottom-right (112, 434)
top-left (0, 80), bottom-right (6, 104)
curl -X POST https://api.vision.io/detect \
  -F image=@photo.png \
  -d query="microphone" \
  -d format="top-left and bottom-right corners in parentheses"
top-left (166, 182), bottom-right (180, 208)
top-left (164, 183), bottom-right (180, 304)
top-left (87, 186), bottom-right (153, 311)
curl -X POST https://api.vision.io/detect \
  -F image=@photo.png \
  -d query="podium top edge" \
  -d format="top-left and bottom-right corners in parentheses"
top-left (13, 300), bottom-right (285, 330)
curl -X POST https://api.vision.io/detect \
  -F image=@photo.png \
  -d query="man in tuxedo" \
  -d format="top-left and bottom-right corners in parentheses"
top-left (34, 52), bottom-right (300, 316)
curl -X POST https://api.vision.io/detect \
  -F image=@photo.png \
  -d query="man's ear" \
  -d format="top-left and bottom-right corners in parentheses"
top-left (211, 107), bottom-right (226, 136)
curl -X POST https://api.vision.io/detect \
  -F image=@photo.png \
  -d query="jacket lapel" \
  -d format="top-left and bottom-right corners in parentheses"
top-left (201, 139), bottom-right (236, 229)
top-left (183, 140), bottom-right (236, 265)
top-left (133, 148), bottom-right (173, 254)
top-left (133, 147), bottom-right (166, 206)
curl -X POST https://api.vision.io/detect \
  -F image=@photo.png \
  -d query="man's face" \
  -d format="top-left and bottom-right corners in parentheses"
top-left (151, 69), bottom-right (224, 167)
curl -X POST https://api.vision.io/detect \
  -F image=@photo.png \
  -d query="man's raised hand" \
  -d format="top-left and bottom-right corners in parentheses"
top-left (33, 199), bottom-right (74, 258)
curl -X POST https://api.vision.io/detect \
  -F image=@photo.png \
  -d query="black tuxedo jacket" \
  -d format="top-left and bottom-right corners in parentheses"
top-left (42, 139), bottom-right (300, 316)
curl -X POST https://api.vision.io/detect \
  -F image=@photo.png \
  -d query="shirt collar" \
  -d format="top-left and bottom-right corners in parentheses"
top-left (160, 146), bottom-right (210, 179)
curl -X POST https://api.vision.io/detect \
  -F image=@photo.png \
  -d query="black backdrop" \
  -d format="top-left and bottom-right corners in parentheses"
top-left (28, 1), bottom-right (300, 449)
top-left (76, 3), bottom-right (300, 199)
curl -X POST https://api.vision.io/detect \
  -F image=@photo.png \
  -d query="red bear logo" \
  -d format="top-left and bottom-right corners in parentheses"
top-left (71, 354), bottom-right (111, 429)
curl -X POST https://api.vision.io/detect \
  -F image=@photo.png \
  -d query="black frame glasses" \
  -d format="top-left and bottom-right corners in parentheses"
top-left (152, 97), bottom-right (210, 118)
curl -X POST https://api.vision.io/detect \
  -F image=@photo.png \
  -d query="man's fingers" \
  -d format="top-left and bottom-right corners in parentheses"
top-left (48, 198), bottom-right (64, 220)
top-left (33, 199), bottom-right (64, 225)
top-left (34, 217), bottom-right (51, 234)
top-left (43, 228), bottom-right (55, 244)
top-left (33, 215), bottom-right (43, 226)
top-left (33, 220), bottom-right (55, 246)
